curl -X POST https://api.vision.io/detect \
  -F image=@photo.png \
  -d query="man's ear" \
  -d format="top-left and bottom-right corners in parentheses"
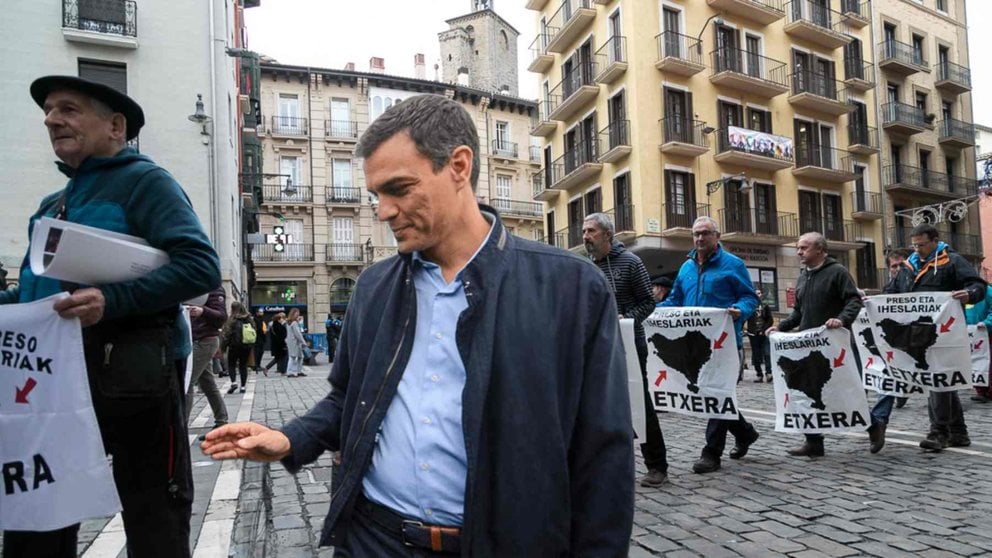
top-left (109, 113), bottom-right (127, 142)
top-left (448, 145), bottom-right (473, 189)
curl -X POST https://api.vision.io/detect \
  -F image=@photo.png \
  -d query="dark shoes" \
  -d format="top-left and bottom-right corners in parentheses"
top-left (970, 394), bottom-right (990, 403)
top-left (895, 397), bottom-right (908, 408)
top-left (754, 375), bottom-right (765, 383)
top-left (239, 386), bottom-right (246, 393)
top-left (947, 433), bottom-right (971, 447)
top-left (868, 423), bottom-right (887, 454)
top-left (729, 430), bottom-right (760, 460)
top-left (639, 469), bottom-right (669, 487)
top-left (787, 440), bottom-right (825, 458)
top-left (226, 383), bottom-right (238, 394)
top-left (692, 454), bottom-right (721, 474)
top-left (920, 432), bottom-right (948, 452)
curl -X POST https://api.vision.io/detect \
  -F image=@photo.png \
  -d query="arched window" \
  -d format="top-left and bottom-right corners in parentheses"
top-left (330, 277), bottom-right (356, 310)
top-left (500, 29), bottom-right (509, 49)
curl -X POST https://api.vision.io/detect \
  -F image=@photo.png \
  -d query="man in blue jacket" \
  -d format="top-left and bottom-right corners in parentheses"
top-left (659, 216), bottom-right (760, 474)
top-left (203, 94), bottom-right (634, 556)
top-left (2, 76), bottom-right (220, 558)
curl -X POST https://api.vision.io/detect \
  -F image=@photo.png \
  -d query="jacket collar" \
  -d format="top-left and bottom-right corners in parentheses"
top-left (688, 243), bottom-right (725, 265)
top-left (55, 146), bottom-right (140, 178)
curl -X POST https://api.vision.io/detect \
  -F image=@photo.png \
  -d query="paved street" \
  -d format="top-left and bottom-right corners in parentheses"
top-left (9, 359), bottom-right (992, 557)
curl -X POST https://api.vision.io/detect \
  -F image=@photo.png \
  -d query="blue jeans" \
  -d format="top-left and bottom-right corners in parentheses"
top-left (871, 394), bottom-right (896, 426)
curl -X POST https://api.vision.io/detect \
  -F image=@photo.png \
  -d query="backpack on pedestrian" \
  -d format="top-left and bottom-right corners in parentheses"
top-left (234, 318), bottom-right (256, 346)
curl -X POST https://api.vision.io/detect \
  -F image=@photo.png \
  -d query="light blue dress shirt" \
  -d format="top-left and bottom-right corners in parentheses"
top-left (363, 222), bottom-right (494, 526)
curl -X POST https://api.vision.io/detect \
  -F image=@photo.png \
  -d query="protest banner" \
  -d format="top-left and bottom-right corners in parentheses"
top-left (864, 293), bottom-right (972, 392)
top-left (644, 307), bottom-right (739, 419)
top-left (770, 327), bottom-right (870, 434)
top-left (968, 325), bottom-right (990, 387)
top-left (0, 294), bottom-right (121, 530)
top-left (852, 309), bottom-right (924, 397)
top-left (618, 319), bottom-right (647, 441)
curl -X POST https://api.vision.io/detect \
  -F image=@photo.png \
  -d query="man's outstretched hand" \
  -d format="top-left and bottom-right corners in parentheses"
top-left (201, 422), bottom-right (291, 462)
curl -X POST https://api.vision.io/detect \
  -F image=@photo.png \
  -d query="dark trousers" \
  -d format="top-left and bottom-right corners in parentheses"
top-left (334, 500), bottom-right (457, 557)
top-left (2, 525), bottom-right (78, 558)
top-left (702, 349), bottom-right (756, 458)
top-left (928, 391), bottom-right (968, 436)
top-left (751, 335), bottom-right (771, 375)
top-left (265, 352), bottom-right (289, 374)
top-left (635, 336), bottom-right (668, 473)
top-left (228, 345), bottom-right (252, 386)
top-left (253, 342), bottom-right (265, 369)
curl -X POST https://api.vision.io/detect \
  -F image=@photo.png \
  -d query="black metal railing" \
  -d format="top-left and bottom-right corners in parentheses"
top-left (547, 0), bottom-right (593, 41)
top-left (599, 120), bottom-right (630, 152)
top-left (63, 0), bottom-right (137, 37)
top-left (661, 118), bottom-right (709, 148)
top-left (882, 101), bottom-right (927, 128)
top-left (663, 203), bottom-right (708, 230)
top-left (879, 39), bottom-right (927, 68)
top-left (251, 243), bottom-right (314, 262)
top-left (795, 145), bottom-right (853, 173)
top-left (326, 244), bottom-right (364, 262)
top-left (719, 209), bottom-right (799, 237)
top-left (711, 47), bottom-right (789, 87)
top-left (844, 59), bottom-right (875, 84)
top-left (857, 267), bottom-right (886, 291)
top-left (936, 60), bottom-right (972, 89)
top-left (491, 139), bottom-right (519, 158)
top-left (950, 233), bottom-right (982, 255)
top-left (595, 35), bottom-right (626, 69)
top-left (532, 173), bottom-right (545, 198)
top-left (656, 31), bottom-right (704, 66)
top-left (884, 164), bottom-right (978, 196)
top-left (840, 0), bottom-right (869, 20)
top-left (270, 116), bottom-right (309, 135)
top-left (791, 71), bottom-right (847, 102)
top-left (261, 184), bottom-right (312, 203)
top-left (548, 62), bottom-right (598, 111)
top-left (555, 223), bottom-right (584, 249)
top-left (529, 145), bottom-right (542, 162)
top-left (939, 118), bottom-right (975, 144)
top-left (492, 198), bottom-right (543, 217)
top-left (851, 191), bottom-right (882, 214)
top-left (787, 0), bottom-right (847, 34)
top-left (549, 140), bottom-right (600, 187)
top-left (605, 204), bottom-right (635, 234)
top-left (528, 33), bottom-right (551, 62)
top-left (327, 187), bottom-right (362, 203)
top-left (325, 120), bottom-right (358, 138)
top-left (532, 100), bottom-right (554, 128)
top-left (848, 124), bottom-right (879, 150)
top-left (716, 128), bottom-right (794, 163)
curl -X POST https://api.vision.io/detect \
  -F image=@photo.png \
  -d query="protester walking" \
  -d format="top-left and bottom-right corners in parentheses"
top-left (253, 308), bottom-right (267, 374)
top-left (222, 301), bottom-right (255, 394)
top-left (746, 289), bottom-right (774, 382)
top-left (265, 312), bottom-right (289, 374)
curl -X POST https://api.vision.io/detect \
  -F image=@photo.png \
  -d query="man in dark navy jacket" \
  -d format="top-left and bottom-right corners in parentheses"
top-left (204, 94), bottom-right (634, 556)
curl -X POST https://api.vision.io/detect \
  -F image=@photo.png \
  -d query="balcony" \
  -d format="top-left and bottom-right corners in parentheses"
top-left (327, 187), bottom-right (363, 204)
top-left (659, 118), bottom-right (710, 157)
top-left (655, 32), bottom-right (705, 77)
top-left (793, 146), bottom-right (857, 183)
top-left (789, 72), bottom-right (854, 116)
top-left (718, 209), bottom-right (799, 245)
top-left (662, 203), bottom-right (710, 238)
top-left (883, 165), bottom-right (978, 200)
top-left (851, 191), bottom-right (883, 221)
top-left (492, 198), bottom-right (543, 219)
top-left (878, 40), bottom-right (929, 76)
top-left (251, 243), bottom-right (314, 263)
top-left (706, 0), bottom-right (785, 25)
top-left (491, 139), bottom-right (519, 159)
top-left (546, 0), bottom-right (596, 54)
top-left (554, 223), bottom-right (584, 250)
top-left (529, 145), bottom-right (542, 164)
top-left (938, 118), bottom-right (976, 149)
top-left (549, 140), bottom-right (602, 191)
top-left (605, 204), bottom-right (636, 243)
top-left (843, 60), bottom-right (876, 92)
top-left (714, 128), bottom-right (795, 171)
top-left (839, 0), bottom-right (870, 28)
top-left (261, 183), bottom-right (313, 204)
top-left (325, 244), bottom-right (365, 265)
top-left (710, 48), bottom-right (790, 98)
top-left (800, 219), bottom-right (864, 250)
top-left (547, 63), bottom-right (599, 122)
top-left (881, 102), bottom-right (927, 136)
top-left (62, 0), bottom-right (137, 48)
top-left (325, 120), bottom-right (358, 140)
top-left (785, 1), bottom-right (852, 50)
top-left (532, 172), bottom-right (559, 202)
top-left (270, 116), bottom-right (309, 136)
top-left (530, 100), bottom-right (557, 137)
top-left (847, 124), bottom-right (880, 155)
top-left (935, 61), bottom-right (972, 95)
top-left (525, 0), bottom-right (549, 10)
top-left (527, 33), bottom-right (553, 74)
top-left (595, 36), bottom-right (627, 84)
top-left (598, 120), bottom-right (631, 163)
top-left (950, 233), bottom-right (982, 257)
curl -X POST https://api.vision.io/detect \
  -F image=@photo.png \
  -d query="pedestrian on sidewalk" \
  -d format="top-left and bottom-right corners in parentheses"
top-left (222, 301), bottom-right (254, 394)
top-left (286, 307), bottom-right (307, 377)
top-left (203, 94), bottom-right (634, 556)
top-left (264, 312), bottom-right (288, 374)
top-left (966, 285), bottom-right (992, 403)
top-left (253, 308), bottom-right (267, 373)
top-left (185, 286), bottom-right (229, 428)
top-left (746, 289), bottom-right (774, 383)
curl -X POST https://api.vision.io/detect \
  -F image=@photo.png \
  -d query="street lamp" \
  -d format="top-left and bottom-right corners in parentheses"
top-left (706, 174), bottom-right (751, 197)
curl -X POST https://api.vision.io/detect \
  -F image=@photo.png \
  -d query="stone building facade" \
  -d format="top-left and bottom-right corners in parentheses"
top-left (439, 1), bottom-right (520, 95)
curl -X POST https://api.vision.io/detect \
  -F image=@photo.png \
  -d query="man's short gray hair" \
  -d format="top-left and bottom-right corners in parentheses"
top-left (87, 96), bottom-right (115, 119)
top-left (692, 216), bottom-right (720, 234)
top-left (800, 231), bottom-right (828, 252)
top-left (356, 94), bottom-right (480, 190)
top-left (583, 212), bottom-right (614, 237)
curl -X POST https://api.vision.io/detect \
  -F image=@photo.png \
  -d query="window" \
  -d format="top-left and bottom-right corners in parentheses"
top-left (916, 91), bottom-right (928, 116)
top-left (753, 183), bottom-right (778, 235)
top-left (798, 190), bottom-right (822, 234)
top-left (284, 219), bottom-right (305, 260)
top-left (920, 149), bottom-right (931, 187)
top-left (280, 157), bottom-right (301, 201)
top-left (277, 94), bottom-right (301, 133)
top-left (664, 170), bottom-right (695, 228)
top-left (495, 174), bottom-right (512, 200)
top-left (613, 172), bottom-right (633, 232)
top-left (856, 242), bottom-right (879, 290)
top-left (854, 164), bottom-right (870, 212)
top-left (329, 218), bottom-right (355, 260)
top-left (584, 189), bottom-right (602, 215)
top-left (822, 195), bottom-right (842, 241)
top-left (546, 210), bottom-right (556, 246)
top-left (494, 121), bottom-right (512, 155)
top-left (331, 159), bottom-right (353, 200)
top-left (724, 179), bottom-right (752, 234)
top-left (330, 278), bottom-right (356, 308)
top-left (329, 99), bottom-right (351, 137)
top-left (937, 0), bottom-right (947, 12)
top-left (747, 107), bottom-right (772, 133)
top-left (499, 29), bottom-right (509, 49)
top-left (567, 198), bottom-right (584, 247)
top-left (78, 59), bottom-right (127, 93)
top-left (77, 0), bottom-right (130, 35)
top-left (912, 34), bottom-right (925, 65)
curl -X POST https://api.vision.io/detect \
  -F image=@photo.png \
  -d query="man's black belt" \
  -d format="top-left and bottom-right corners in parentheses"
top-left (354, 493), bottom-right (461, 554)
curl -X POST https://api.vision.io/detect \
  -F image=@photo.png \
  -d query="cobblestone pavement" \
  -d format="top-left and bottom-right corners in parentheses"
top-left (11, 359), bottom-right (992, 557)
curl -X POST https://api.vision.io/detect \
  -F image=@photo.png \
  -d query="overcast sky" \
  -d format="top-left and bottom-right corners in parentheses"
top-left (245, 0), bottom-right (990, 123)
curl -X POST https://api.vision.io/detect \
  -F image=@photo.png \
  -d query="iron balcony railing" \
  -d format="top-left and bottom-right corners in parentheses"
top-left (555, 222), bottom-right (584, 249)
top-left (939, 118), bottom-right (975, 144)
top-left (546, 0), bottom-right (593, 43)
top-left (327, 187), bottom-right (362, 203)
top-left (840, 0), bottom-right (869, 20)
top-left (663, 203), bottom-right (709, 230)
top-left (548, 62), bottom-right (598, 109)
top-left (719, 209), bottom-right (799, 237)
top-left (529, 145), bottom-right (542, 162)
top-left (857, 267), bottom-right (887, 291)
top-left (787, 0), bottom-right (848, 34)
top-left (656, 31), bottom-right (703, 66)
top-left (528, 33), bottom-right (551, 61)
top-left (661, 118), bottom-right (709, 148)
top-left (884, 164), bottom-right (978, 196)
top-left (63, 0), bottom-right (137, 37)
top-left (711, 47), bottom-right (789, 87)
top-left (261, 184), bottom-right (313, 203)
top-left (270, 116), bottom-right (309, 135)
top-left (326, 244), bottom-right (364, 262)
top-left (491, 139), bottom-right (518, 158)
top-left (251, 243), bottom-right (314, 262)
top-left (882, 102), bottom-right (927, 128)
top-left (532, 173), bottom-right (545, 198)
top-left (716, 128), bottom-right (795, 163)
top-left (795, 145), bottom-right (853, 173)
top-left (532, 100), bottom-right (554, 126)
top-left (879, 39), bottom-right (927, 68)
top-left (848, 124), bottom-right (879, 150)
top-left (605, 204), bottom-right (635, 234)
top-left (852, 191), bottom-right (882, 215)
top-left (549, 140), bottom-right (599, 186)
top-left (492, 198), bottom-right (543, 217)
top-left (791, 71), bottom-right (849, 103)
top-left (600, 119), bottom-right (630, 151)
top-left (844, 59), bottom-right (875, 84)
top-left (595, 35), bottom-right (627, 68)
top-left (325, 120), bottom-right (358, 138)
top-left (936, 60), bottom-right (972, 89)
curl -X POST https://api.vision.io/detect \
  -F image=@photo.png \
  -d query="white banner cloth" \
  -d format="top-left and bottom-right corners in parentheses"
top-left (618, 319), bottom-right (647, 442)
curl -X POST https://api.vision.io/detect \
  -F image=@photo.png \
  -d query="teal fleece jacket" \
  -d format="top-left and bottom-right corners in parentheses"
top-left (0, 148), bottom-right (220, 356)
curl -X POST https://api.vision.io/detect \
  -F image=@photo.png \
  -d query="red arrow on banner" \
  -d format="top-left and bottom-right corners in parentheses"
top-left (940, 316), bottom-right (955, 333)
top-left (655, 370), bottom-right (667, 386)
top-left (833, 348), bottom-right (847, 368)
top-left (886, 351), bottom-right (894, 362)
top-left (15, 378), bottom-right (37, 404)
top-left (784, 392), bottom-right (790, 407)
top-left (713, 331), bottom-right (729, 349)
top-left (866, 357), bottom-right (874, 368)
top-left (977, 340), bottom-right (985, 350)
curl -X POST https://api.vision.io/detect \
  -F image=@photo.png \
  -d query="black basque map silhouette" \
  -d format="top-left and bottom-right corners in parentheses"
top-left (649, 330), bottom-right (712, 394)
top-left (877, 317), bottom-right (938, 370)
top-left (777, 352), bottom-right (834, 410)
